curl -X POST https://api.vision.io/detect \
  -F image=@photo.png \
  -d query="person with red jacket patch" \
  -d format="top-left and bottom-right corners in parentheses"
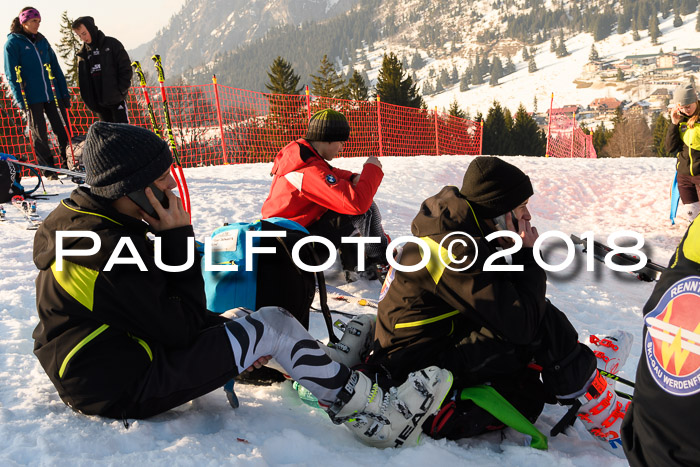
top-left (262, 109), bottom-right (389, 281)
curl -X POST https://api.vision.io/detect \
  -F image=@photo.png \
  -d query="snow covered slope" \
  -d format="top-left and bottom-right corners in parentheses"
top-left (0, 154), bottom-right (684, 465)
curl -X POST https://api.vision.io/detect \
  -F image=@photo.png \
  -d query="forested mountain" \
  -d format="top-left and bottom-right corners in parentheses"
top-left (130, 0), bottom-right (699, 92)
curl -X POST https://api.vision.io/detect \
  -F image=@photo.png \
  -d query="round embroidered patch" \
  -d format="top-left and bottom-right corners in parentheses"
top-left (644, 275), bottom-right (700, 396)
top-left (325, 174), bottom-right (337, 184)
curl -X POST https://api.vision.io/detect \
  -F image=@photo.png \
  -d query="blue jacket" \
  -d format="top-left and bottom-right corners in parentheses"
top-left (4, 32), bottom-right (70, 109)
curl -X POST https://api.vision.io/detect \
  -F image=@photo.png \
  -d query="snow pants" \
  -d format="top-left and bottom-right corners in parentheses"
top-left (27, 101), bottom-right (69, 172)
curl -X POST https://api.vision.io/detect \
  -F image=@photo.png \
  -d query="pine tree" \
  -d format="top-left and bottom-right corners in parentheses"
top-left (556, 37), bottom-right (569, 58)
top-left (55, 11), bottom-right (81, 86)
top-left (439, 68), bottom-right (450, 87)
top-left (504, 55), bottom-right (515, 75)
top-left (265, 56), bottom-right (303, 95)
top-left (310, 55), bottom-right (345, 98)
top-left (489, 55), bottom-right (503, 86)
top-left (375, 52), bottom-right (424, 108)
top-left (459, 71), bottom-right (470, 91)
top-left (511, 104), bottom-right (546, 156)
top-left (482, 100), bottom-right (511, 155)
top-left (448, 97), bottom-right (466, 118)
top-left (616, 68), bottom-right (625, 81)
top-left (434, 78), bottom-right (444, 93)
top-left (550, 37), bottom-right (557, 53)
top-left (652, 112), bottom-right (672, 157)
top-left (649, 15), bottom-right (661, 44)
top-left (533, 95), bottom-right (538, 113)
top-left (592, 122), bottom-right (612, 156)
top-left (589, 44), bottom-right (599, 61)
top-left (410, 53), bottom-right (425, 70)
top-left (451, 64), bottom-right (459, 84)
top-left (422, 79), bottom-right (434, 95)
top-left (528, 57), bottom-right (538, 73)
top-left (522, 46), bottom-right (530, 61)
top-left (347, 69), bottom-right (369, 101)
top-left (674, 9), bottom-right (684, 26)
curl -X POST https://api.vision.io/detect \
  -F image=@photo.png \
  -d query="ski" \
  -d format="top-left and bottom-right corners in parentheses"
top-left (151, 54), bottom-right (192, 215)
top-left (10, 196), bottom-right (42, 230)
top-left (0, 153), bottom-right (85, 179)
top-left (319, 284), bottom-right (378, 308)
top-left (571, 234), bottom-right (666, 282)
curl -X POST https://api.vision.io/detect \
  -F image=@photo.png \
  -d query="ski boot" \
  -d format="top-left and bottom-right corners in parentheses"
top-left (585, 330), bottom-right (633, 377)
top-left (0, 205), bottom-right (5, 220)
top-left (328, 366), bottom-right (453, 448)
top-left (324, 314), bottom-right (375, 368)
top-left (680, 201), bottom-right (700, 224)
top-left (576, 370), bottom-right (629, 457)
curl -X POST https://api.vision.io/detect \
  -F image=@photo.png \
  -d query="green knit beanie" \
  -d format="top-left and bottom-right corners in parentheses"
top-left (305, 109), bottom-right (350, 142)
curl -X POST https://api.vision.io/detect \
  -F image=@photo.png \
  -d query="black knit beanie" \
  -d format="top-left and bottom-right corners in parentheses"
top-left (84, 122), bottom-right (173, 200)
top-left (305, 109), bottom-right (350, 142)
top-left (460, 156), bottom-right (533, 219)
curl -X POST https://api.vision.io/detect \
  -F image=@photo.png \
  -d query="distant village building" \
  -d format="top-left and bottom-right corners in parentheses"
top-left (647, 88), bottom-right (672, 109)
top-left (590, 97), bottom-right (622, 114)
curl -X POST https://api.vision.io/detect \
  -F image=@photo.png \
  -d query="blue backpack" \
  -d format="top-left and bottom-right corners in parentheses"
top-left (201, 217), bottom-right (337, 342)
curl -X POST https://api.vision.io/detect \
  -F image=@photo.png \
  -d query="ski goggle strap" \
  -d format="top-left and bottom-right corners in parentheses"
top-left (459, 385), bottom-right (548, 450)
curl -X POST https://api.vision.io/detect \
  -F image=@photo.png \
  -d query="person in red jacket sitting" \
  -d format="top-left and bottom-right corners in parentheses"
top-left (262, 109), bottom-right (389, 281)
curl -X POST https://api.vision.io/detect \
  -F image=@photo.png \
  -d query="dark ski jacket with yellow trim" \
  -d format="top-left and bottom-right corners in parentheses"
top-left (371, 186), bottom-right (547, 383)
top-left (32, 187), bottom-right (208, 416)
top-left (666, 115), bottom-right (700, 177)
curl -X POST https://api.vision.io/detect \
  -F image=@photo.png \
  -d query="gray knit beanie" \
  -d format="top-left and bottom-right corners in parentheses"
top-left (673, 82), bottom-right (698, 106)
top-left (460, 156), bottom-right (533, 219)
top-left (83, 122), bottom-right (173, 200)
top-left (305, 109), bottom-right (350, 142)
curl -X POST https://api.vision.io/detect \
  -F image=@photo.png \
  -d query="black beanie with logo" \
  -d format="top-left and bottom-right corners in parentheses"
top-left (83, 122), bottom-right (173, 200)
top-left (460, 156), bottom-right (533, 219)
top-left (304, 109), bottom-right (350, 142)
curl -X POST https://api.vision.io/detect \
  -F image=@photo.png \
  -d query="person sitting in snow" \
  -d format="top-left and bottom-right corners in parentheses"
top-left (621, 218), bottom-right (700, 465)
top-left (261, 108), bottom-right (390, 282)
top-left (31, 121), bottom-right (452, 448)
top-left (667, 81), bottom-right (700, 224)
top-left (368, 156), bottom-right (631, 456)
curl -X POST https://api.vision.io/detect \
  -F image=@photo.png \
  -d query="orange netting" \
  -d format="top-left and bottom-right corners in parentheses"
top-left (546, 108), bottom-right (596, 159)
top-left (1, 74), bottom-right (482, 172)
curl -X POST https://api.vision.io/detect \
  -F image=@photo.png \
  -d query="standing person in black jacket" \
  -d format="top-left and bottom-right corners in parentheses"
top-left (667, 82), bottom-right (700, 224)
top-left (31, 121), bottom-right (452, 448)
top-left (72, 17), bottom-right (132, 123)
top-left (370, 156), bottom-right (631, 456)
top-left (621, 219), bottom-right (700, 466)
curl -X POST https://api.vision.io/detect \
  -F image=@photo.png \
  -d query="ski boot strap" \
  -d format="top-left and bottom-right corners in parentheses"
top-left (327, 370), bottom-right (361, 423)
top-left (550, 371), bottom-right (607, 437)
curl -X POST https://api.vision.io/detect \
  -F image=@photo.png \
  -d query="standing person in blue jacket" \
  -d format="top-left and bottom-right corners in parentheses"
top-left (4, 7), bottom-right (71, 180)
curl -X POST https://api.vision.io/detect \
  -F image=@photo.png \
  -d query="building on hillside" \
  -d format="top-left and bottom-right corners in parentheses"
top-left (590, 97), bottom-right (622, 115)
top-left (657, 52), bottom-right (699, 72)
top-left (647, 88), bottom-right (672, 109)
top-left (547, 105), bottom-right (580, 116)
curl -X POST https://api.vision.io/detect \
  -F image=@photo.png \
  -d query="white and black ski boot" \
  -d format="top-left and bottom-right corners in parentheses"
top-left (324, 314), bottom-right (376, 368)
top-left (327, 367), bottom-right (453, 448)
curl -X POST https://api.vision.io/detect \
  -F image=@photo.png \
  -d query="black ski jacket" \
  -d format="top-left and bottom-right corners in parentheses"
top-left (666, 115), bottom-right (700, 177)
top-left (32, 187), bottom-right (207, 415)
top-left (621, 220), bottom-right (700, 466)
top-left (370, 186), bottom-right (547, 383)
top-left (75, 17), bottom-right (132, 110)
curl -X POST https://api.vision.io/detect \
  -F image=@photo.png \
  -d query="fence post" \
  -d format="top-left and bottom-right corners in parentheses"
top-left (479, 120), bottom-right (483, 155)
top-left (377, 95), bottom-right (384, 157)
top-left (305, 85), bottom-right (311, 120)
top-left (212, 74), bottom-right (229, 164)
top-left (570, 111), bottom-right (576, 158)
top-left (545, 93), bottom-right (553, 157)
top-left (434, 106), bottom-right (439, 155)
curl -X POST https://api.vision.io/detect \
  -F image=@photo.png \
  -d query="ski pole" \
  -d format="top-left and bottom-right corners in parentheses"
top-left (599, 369), bottom-right (635, 388)
top-left (43, 63), bottom-right (76, 168)
top-left (0, 153), bottom-right (85, 179)
top-left (13, 65), bottom-right (39, 162)
top-left (131, 61), bottom-right (162, 138)
top-left (151, 54), bottom-right (191, 215)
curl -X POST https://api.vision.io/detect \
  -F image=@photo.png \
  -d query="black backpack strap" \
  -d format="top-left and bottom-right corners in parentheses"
top-left (273, 235), bottom-right (339, 344)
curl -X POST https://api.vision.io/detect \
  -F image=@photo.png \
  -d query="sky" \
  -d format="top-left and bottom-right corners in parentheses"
top-left (0, 154), bottom-right (684, 464)
top-left (2, 0), bottom-right (188, 73)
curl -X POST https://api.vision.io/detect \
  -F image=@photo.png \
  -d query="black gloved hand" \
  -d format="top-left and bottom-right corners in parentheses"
top-left (61, 97), bottom-right (72, 109)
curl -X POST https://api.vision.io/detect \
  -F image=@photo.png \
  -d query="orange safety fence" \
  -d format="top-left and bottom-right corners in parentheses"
top-left (546, 106), bottom-right (597, 159)
top-left (1, 74), bottom-right (482, 174)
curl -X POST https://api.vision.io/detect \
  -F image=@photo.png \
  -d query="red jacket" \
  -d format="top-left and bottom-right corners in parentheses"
top-left (261, 139), bottom-right (383, 227)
